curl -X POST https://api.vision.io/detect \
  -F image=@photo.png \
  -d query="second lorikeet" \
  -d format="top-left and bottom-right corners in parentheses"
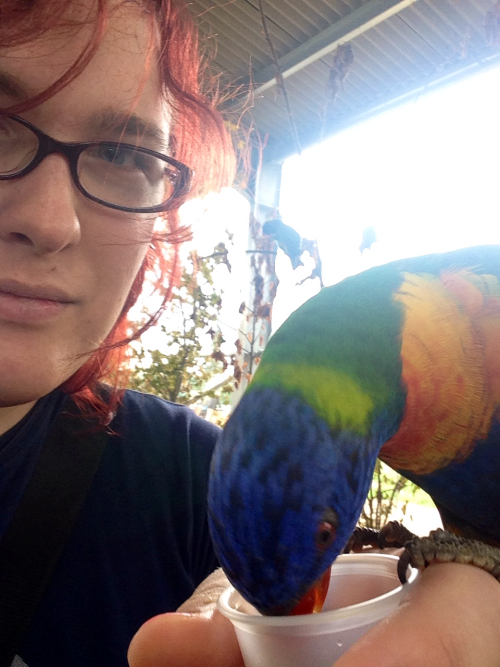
top-left (208, 244), bottom-right (500, 616)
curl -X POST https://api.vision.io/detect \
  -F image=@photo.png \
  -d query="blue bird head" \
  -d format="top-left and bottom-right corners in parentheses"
top-left (208, 387), bottom-right (379, 616)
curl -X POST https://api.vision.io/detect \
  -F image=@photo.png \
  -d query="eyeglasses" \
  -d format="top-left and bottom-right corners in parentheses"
top-left (0, 115), bottom-right (192, 213)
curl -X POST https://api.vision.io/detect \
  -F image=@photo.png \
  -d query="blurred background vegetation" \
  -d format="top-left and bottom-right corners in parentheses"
top-left (127, 237), bottom-right (235, 425)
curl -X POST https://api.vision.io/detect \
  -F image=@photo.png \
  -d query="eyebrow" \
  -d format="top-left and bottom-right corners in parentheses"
top-left (0, 70), bottom-right (169, 151)
top-left (84, 109), bottom-right (169, 150)
top-left (0, 71), bottom-right (30, 101)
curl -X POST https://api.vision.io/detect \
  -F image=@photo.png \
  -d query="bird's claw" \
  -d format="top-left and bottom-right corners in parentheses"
top-left (343, 526), bottom-right (380, 552)
top-left (396, 528), bottom-right (500, 584)
top-left (344, 521), bottom-right (416, 553)
top-left (377, 520), bottom-right (416, 550)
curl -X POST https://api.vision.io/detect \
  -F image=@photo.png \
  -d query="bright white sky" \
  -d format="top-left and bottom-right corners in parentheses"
top-left (272, 61), bottom-right (500, 328)
top-left (142, 61), bottom-right (500, 357)
top-left (136, 189), bottom-right (250, 362)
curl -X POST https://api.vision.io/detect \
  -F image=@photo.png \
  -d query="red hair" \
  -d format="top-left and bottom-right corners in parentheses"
top-left (0, 0), bottom-right (235, 421)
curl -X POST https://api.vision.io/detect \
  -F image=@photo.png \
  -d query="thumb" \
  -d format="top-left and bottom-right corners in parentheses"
top-left (127, 569), bottom-right (244, 667)
top-left (127, 609), bottom-right (244, 667)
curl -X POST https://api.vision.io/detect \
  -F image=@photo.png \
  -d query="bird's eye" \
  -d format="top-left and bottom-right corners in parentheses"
top-left (315, 508), bottom-right (339, 551)
top-left (316, 521), bottom-right (337, 551)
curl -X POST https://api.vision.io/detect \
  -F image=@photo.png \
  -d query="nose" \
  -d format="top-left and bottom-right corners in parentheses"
top-left (0, 155), bottom-right (81, 255)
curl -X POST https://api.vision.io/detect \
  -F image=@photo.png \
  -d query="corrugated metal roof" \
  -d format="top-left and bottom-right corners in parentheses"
top-left (189, 0), bottom-right (500, 162)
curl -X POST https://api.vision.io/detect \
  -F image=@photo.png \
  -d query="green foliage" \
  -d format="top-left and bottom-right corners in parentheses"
top-left (359, 460), bottom-right (420, 531)
top-left (128, 241), bottom-right (234, 406)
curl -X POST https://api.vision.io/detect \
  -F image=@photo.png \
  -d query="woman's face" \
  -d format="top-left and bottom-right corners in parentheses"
top-left (0, 3), bottom-right (168, 409)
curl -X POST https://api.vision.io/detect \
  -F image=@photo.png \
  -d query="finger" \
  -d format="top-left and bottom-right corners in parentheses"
top-left (127, 610), bottom-right (245, 667)
top-left (335, 562), bottom-right (500, 667)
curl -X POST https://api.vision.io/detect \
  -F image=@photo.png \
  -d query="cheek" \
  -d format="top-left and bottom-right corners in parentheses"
top-left (81, 223), bottom-right (153, 338)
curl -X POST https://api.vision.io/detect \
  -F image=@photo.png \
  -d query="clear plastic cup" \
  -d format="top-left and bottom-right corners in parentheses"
top-left (218, 552), bottom-right (419, 667)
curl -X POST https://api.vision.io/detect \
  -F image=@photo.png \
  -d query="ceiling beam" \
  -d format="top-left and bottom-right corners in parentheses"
top-left (252, 0), bottom-right (419, 96)
top-left (262, 52), bottom-right (500, 164)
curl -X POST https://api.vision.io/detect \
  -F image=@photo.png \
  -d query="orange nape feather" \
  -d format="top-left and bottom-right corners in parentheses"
top-left (380, 269), bottom-right (500, 475)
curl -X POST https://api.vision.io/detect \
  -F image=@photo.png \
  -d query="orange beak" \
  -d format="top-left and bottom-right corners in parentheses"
top-left (289, 566), bottom-right (331, 615)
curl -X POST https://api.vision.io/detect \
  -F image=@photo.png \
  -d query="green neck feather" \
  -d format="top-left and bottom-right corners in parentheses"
top-left (250, 265), bottom-right (408, 437)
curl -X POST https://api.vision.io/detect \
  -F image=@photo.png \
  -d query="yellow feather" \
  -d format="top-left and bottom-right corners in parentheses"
top-left (254, 362), bottom-right (374, 435)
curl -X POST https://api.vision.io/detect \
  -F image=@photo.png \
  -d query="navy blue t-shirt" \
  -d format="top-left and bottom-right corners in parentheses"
top-left (0, 389), bottom-right (221, 667)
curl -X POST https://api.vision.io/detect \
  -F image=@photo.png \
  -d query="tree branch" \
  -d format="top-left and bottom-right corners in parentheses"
top-left (184, 376), bottom-right (232, 406)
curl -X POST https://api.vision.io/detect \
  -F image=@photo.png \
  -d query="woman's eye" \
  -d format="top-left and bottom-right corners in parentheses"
top-left (84, 144), bottom-right (166, 188)
top-left (98, 145), bottom-right (128, 165)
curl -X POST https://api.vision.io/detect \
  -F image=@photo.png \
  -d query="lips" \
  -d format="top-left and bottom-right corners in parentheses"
top-left (0, 279), bottom-right (76, 324)
top-left (0, 279), bottom-right (75, 303)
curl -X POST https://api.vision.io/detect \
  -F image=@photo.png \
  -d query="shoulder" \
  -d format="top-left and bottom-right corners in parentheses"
top-left (107, 390), bottom-right (221, 483)
top-left (117, 388), bottom-right (220, 444)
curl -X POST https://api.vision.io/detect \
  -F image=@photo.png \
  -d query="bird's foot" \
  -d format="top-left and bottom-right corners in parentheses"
top-left (347, 524), bottom-right (500, 585)
top-left (344, 521), bottom-right (416, 553)
top-left (397, 528), bottom-right (500, 584)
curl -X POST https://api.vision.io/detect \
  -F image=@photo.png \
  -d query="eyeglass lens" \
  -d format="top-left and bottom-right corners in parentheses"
top-left (0, 116), bottom-right (179, 210)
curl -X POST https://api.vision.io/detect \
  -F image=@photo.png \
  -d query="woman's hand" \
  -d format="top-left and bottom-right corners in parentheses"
top-left (336, 562), bottom-right (500, 667)
top-left (128, 563), bottom-right (500, 667)
top-left (127, 569), bottom-right (244, 667)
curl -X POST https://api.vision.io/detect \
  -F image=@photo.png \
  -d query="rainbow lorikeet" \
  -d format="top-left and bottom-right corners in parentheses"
top-left (208, 245), bottom-right (500, 616)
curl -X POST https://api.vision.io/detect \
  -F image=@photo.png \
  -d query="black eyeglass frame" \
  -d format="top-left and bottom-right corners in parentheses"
top-left (0, 115), bottom-right (193, 213)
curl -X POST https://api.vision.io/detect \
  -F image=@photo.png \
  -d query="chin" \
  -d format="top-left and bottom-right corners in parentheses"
top-left (0, 359), bottom-right (80, 408)
top-left (0, 385), bottom-right (54, 408)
